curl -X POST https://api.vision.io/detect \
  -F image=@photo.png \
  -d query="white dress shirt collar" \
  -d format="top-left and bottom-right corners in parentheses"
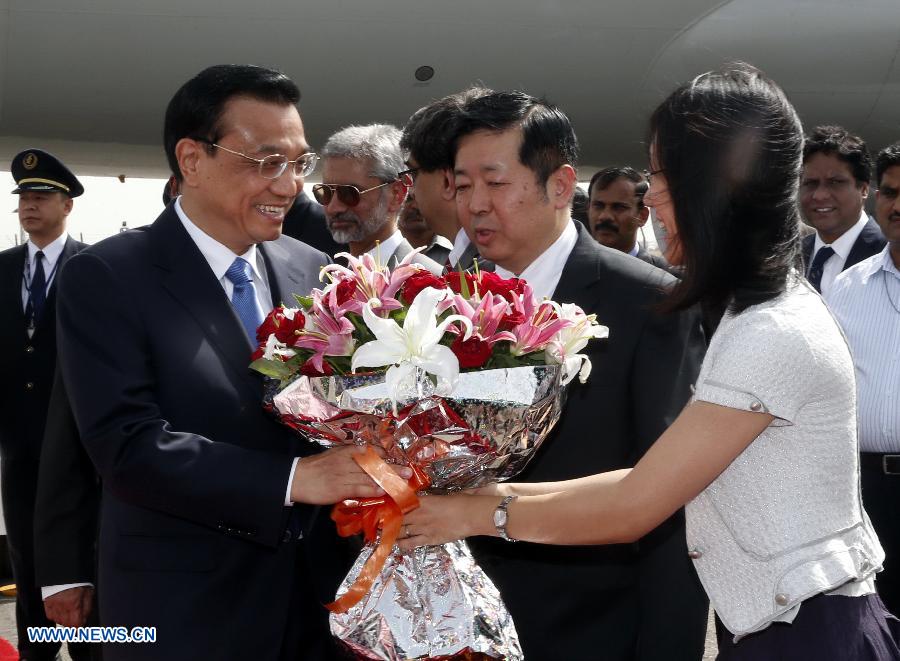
top-left (174, 197), bottom-right (263, 282)
top-left (447, 228), bottom-right (472, 268)
top-left (367, 229), bottom-right (405, 264)
top-left (628, 242), bottom-right (640, 257)
top-left (813, 210), bottom-right (869, 262)
top-left (27, 231), bottom-right (69, 271)
top-left (494, 221), bottom-right (578, 301)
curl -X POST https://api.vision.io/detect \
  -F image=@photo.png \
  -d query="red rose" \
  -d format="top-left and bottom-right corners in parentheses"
top-left (334, 279), bottom-right (358, 306)
top-left (256, 307), bottom-right (306, 344)
top-left (445, 271), bottom-right (477, 296)
top-left (499, 310), bottom-right (527, 331)
top-left (251, 346), bottom-right (265, 361)
top-left (300, 359), bottom-right (333, 377)
top-left (256, 307), bottom-right (283, 343)
top-left (402, 272), bottom-right (446, 304)
top-left (450, 335), bottom-right (493, 369)
top-left (478, 271), bottom-right (527, 301)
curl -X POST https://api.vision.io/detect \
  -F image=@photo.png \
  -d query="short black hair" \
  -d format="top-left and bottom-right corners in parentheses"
top-left (803, 125), bottom-right (872, 184)
top-left (587, 167), bottom-right (649, 207)
top-left (163, 64), bottom-right (301, 182)
top-left (400, 86), bottom-right (493, 172)
top-left (450, 90), bottom-right (579, 188)
top-left (876, 141), bottom-right (900, 185)
top-left (649, 63), bottom-right (803, 315)
top-left (571, 187), bottom-right (590, 225)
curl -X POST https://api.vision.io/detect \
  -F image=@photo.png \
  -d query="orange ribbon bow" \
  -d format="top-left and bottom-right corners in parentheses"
top-left (326, 446), bottom-right (429, 613)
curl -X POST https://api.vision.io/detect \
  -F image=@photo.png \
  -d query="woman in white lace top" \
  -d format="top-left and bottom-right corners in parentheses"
top-left (401, 65), bottom-right (899, 659)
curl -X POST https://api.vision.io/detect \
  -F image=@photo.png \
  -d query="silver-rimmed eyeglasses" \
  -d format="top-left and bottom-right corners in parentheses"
top-left (197, 139), bottom-right (319, 179)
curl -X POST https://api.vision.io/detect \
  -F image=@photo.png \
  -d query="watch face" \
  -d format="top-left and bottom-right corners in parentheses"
top-left (494, 509), bottom-right (507, 527)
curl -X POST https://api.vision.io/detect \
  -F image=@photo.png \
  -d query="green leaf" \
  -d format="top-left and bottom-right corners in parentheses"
top-left (249, 358), bottom-right (294, 380)
top-left (458, 264), bottom-right (471, 299)
top-left (293, 294), bottom-right (314, 309)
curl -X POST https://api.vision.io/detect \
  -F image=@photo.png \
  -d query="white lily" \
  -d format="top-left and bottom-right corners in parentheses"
top-left (351, 287), bottom-right (473, 404)
top-left (545, 304), bottom-right (609, 385)
top-left (262, 333), bottom-right (297, 361)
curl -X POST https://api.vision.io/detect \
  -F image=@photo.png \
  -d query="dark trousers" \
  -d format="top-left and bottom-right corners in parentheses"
top-left (1, 456), bottom-right (92, 661)
top-left (861, 453), bottom-right (900, 617)
top-left (716, 593), bottom-right (900, 660)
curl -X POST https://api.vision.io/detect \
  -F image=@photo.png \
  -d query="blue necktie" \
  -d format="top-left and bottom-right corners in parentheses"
top-left (807, 246), bottom-right (835, 293)
top-left (224, 257), bottom-right (264, 346)
top-left (26, 250), bottom-right (47, 328)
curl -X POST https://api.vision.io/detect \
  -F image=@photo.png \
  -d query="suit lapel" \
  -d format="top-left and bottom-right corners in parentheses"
top-left (33, 237), bottom-right (83, 339)
top-left (259, 239), bottom-right (302, 308)
top-left (150, 209), bottom-right (263, 396)
top-left (388, 239), bottom-right (413, 269)
top-left (845, 217), bottom-right (885, 270)
top-left (553, 222), bottom-right (603, 305)
top-left (800, 234), bottom-right (814, 272)
top-left (1, 245), bottom-right (28, 339)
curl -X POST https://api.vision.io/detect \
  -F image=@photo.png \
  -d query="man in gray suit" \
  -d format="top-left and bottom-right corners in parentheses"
top-left (314, 124), bottom-right (441, 274)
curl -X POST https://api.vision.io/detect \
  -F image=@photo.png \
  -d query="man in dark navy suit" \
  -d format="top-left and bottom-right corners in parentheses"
top-left (0, 149), bottom-right (90, 661)
top-left (799, 125), bottom-right (885, 294)
top-left (449, 91), bottom-right (708, 661)
top-left (55, 64), bottom-right (384, 661)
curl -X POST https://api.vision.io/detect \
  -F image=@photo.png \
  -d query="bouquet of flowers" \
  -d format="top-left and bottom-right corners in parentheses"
top-left (252, 251), bottom-right (607, 660)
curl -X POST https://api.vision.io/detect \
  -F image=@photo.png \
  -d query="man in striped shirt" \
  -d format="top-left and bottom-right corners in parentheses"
top-left (827, 141), bottom-right (900, 616)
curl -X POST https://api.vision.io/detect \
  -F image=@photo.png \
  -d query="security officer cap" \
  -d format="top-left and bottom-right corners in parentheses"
top-left (10, 148), bottom-right (84, 197)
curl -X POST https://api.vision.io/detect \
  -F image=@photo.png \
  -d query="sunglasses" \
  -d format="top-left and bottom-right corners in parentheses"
top-left (312, 180), bottom-right (396, 207)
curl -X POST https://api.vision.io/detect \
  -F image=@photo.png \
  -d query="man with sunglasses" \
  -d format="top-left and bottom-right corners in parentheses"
top-left (315, 124), bottom-right (442, 274)
top-left (53, 64), bottom-right (382, 660)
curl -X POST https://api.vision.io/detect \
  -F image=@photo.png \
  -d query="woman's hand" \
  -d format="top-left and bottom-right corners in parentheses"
top-left (397, 493), bottom-right (500, 550)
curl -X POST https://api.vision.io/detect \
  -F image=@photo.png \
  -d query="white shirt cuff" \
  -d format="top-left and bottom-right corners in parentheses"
top-left (285, 457), bottom-right (300, 506)
top-left (42, 583), bottom-right (93, 600)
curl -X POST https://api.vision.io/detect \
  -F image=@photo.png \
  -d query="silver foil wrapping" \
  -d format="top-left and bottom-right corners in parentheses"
top-left (268, 365), bottom-right (567, 660)
top-left (332, 541), bottom-right (520, 661)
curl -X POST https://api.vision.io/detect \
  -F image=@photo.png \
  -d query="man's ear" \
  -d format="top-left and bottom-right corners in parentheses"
top-left (62, 196), bottom-right (74, 215)
top-left (386, 180), bottom-right (408, 213)
top-left (175, 138), bottom-right (204, 188)
top-left (637, 205), bottom-right (650, 226)
top-left (440, 168), bottom-right (456, 201)
top-left (549, 164), bottom-right (578, 210)
top-left (859, 181), bottom-right (870, 200)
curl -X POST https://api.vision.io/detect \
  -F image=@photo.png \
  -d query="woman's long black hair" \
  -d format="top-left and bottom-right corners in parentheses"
top-left (649, 64), bottom-right (803, 315)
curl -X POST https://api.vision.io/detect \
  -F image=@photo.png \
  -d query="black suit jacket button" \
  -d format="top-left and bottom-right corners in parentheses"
top-left (24, 381), bottom-right (34, 390)
top-left (25, 345), bottom-right (35, 354)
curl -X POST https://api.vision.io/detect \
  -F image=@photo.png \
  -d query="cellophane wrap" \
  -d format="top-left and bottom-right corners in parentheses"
top-left (268, 365), bottom-right (567, 660)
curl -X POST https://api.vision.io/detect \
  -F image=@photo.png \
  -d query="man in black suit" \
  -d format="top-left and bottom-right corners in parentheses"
top-left (400, 87), bottom-right (493, 272)
top-left (588, 166), bottom-right (670, 271)
top-left (55, 64), bottom-right (384, 661)
top-left (450, 92), bottom-right (708, 660)
top-left (0, 149), bottom-right (90, 661)
top-left (799, 125), bottom-right (885, 294)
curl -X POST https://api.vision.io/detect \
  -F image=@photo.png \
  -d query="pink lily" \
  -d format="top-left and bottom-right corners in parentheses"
top-left (443, 291), bottom-right (516, 346)
top-left (320, 250), bottom-right (424, 317)
top-left (292, 289), bottom-right (356, 372)
top-left (507, 291), bottom-right (574, 356)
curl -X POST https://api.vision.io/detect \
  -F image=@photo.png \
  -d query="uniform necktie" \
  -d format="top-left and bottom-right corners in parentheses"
top-left (807, 246), bottom-right (835, 293)
top-left (26, 250), bottom-right (47, 327)
top-left (224, 257), bottom-right (264, 346)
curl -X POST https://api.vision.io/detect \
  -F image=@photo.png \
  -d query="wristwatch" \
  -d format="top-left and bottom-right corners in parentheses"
top-left (493, 495), bottom-right (518, 542)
